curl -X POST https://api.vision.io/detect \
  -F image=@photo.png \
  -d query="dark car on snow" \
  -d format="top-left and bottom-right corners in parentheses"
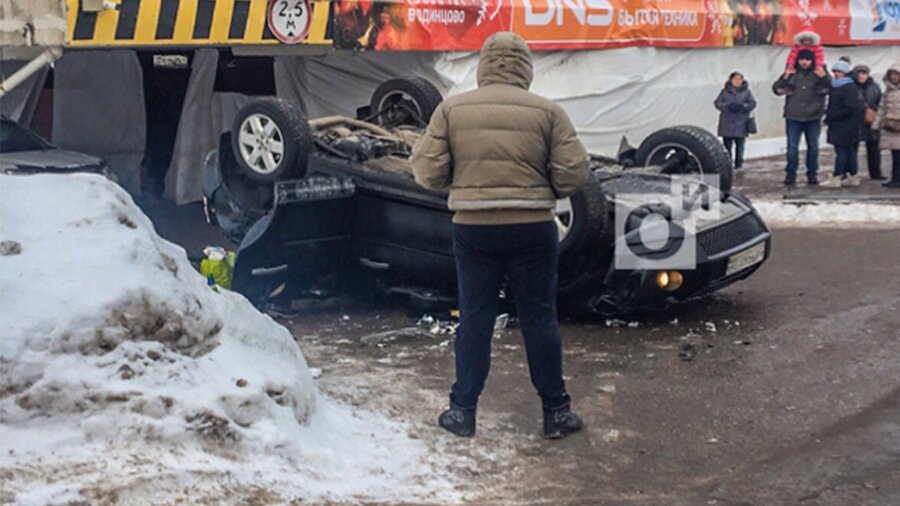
top-left (0, 117), bottom-right (112, 177)
top-left (202, 78), bottom-right (770, 315)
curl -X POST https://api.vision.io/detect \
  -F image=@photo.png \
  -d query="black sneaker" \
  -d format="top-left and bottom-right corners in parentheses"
top-left (543, 400), bottom-right (584, 439)
top-left (784, 175), bottom-right (797, 186)
top-left (438, 403), bottom-right (476, 437)
top-left (807, 174), bottom-right (819, 186)
top-left (885, 181), bottom-right (900, 189)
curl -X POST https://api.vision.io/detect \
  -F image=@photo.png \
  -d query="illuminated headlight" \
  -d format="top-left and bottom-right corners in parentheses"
top-left (656, 271), bottom-right (684, 291)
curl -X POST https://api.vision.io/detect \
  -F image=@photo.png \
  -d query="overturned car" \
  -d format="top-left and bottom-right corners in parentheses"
top-left (203, 77), bottom-right (770, 315)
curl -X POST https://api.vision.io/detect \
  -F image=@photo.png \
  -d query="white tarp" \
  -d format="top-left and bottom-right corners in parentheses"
top-left (437, 45), bottom-right (900, 159)
top-left (274, 51), bottom-right (448, 119)
top-left (165, 49), bottom-right (251, 204)
top-left (52, 50), bottom-right (146, 194)
top-left (278, 45), bottom-right (898, 158)
top-left (0, 59), bottom-right (48, 126)
top-left (165, 45), bottom-right (898, 203)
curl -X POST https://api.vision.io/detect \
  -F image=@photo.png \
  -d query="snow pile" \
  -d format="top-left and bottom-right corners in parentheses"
top-left (0, 174), bottom-right (457, 505)
top-left (753, 200), bottom-right (900, 229)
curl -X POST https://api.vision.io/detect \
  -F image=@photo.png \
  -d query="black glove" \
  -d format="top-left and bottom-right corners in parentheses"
top-left (727, 103), bottom-right (744, 113)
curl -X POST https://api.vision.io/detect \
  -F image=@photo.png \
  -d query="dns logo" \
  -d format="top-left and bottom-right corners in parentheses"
top-left (870, 0), bottom-right (900, 32)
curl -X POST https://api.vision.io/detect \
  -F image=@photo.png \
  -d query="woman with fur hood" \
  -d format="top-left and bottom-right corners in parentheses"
top-left (873, 63), bottom-right (900, 188)
top-left (714, 71), bottom-right (757, 169)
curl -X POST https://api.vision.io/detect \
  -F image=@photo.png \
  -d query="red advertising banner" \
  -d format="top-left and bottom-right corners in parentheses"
top-left (331, 0), bottom-right (900, 50)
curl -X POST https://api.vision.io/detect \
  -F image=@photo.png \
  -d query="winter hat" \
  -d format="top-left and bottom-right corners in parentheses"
top-left (796, 49), bottom-right (816, 63)
top-left (853, 64), bottom-right (871, 74)
top-left (793, 27), bottom-right (821, 45)
top-left (832, 59), bottom-right (851, 74)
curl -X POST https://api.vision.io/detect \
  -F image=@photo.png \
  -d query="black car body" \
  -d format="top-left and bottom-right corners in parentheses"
top-left (203, 116), bottom-right (771, 316)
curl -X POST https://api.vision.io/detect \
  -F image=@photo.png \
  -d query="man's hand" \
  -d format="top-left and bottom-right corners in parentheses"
top-left (814, 67), bottom-right (826, 78)
top-left (784, 67), bottom-right (796, 78)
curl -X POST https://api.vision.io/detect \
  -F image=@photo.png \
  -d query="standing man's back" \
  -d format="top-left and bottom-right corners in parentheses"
top-left (411, 32), bottom-right (590, 439)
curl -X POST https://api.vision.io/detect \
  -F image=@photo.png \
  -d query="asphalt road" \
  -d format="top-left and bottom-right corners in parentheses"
top-left (289, 228), bottom-right (900, 505)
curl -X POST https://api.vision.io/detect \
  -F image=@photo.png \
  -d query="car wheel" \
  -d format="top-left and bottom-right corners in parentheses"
top-left (634, 125), bottom-right (734, 192)
top-left (557, 173), bottom-right (609, 297)
top-left (370, 76), bottom-right (443, 128)
top-left (231, 98), bottom-right (311, 183)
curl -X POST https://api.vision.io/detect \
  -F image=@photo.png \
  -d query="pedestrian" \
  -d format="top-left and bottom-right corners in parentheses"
top-left (821, 59), bottom-right (863, 187)
top-left (853, 65), bottom-right (884, 180)
top-left (773, 49), bottom-right (832, 185)
top-left (714, 71), bottom-right (757, 170)
top-left (411, 32), bottom-right (590, 439)
top-left (873, 63), bottom-right (900, 188)
top-left (784, 25), bottom-right (825, 73)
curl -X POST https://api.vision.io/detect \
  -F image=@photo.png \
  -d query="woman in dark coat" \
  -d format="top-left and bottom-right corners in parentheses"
top-left (853, 65), bottom-right (883, 180)
top-left (822, 60), bottom-right (863, 187)
top-left (714, 72), bottom-right (757, 169)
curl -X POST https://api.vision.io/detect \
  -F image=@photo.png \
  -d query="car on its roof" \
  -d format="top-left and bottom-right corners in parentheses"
top-left (202, 77), bottom-right (770, 316)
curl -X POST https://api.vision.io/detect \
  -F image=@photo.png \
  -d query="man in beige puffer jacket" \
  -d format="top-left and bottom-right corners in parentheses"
top-left (412, 32), bottom-right (590, 439)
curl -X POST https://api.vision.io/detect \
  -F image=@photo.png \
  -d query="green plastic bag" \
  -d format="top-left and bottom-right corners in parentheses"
top-left (200, 250), bottom-right (236, 290)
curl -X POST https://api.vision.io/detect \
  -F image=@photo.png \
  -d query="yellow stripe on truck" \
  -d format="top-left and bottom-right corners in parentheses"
top-left (134, 0), bottom-right (162, 42)
top-left (210, 0), bottom-right (234, 42)
top-left (66, 0), bottom-right (331, 47)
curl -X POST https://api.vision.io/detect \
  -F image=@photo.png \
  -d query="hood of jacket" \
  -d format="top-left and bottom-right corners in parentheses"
top-left (477, 32), bottom-right (534, 90)
top-left (885, 63), bottom-right (900, 90)
top-left (793, 30), bottom-right (821, 45)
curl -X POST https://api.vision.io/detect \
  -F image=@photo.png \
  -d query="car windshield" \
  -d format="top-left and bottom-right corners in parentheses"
top-left (0, 119), bottom-right (51, 153)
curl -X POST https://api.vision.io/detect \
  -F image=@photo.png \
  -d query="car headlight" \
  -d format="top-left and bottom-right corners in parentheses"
top-left (656, 271), bottom-right (684, 291)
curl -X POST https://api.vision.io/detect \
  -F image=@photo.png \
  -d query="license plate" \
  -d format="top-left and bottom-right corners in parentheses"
top-left (726, 242), bottom-right (765, 276)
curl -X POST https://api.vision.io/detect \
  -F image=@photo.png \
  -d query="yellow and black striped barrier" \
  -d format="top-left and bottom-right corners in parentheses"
top-left (66, 0), bottom-right (333, 47)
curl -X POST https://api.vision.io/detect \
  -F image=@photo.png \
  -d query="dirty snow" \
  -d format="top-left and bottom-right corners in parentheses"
top-left (0, 174), bottom-right (458, 505)
top-left (752, 200), bottom-right (900, 229)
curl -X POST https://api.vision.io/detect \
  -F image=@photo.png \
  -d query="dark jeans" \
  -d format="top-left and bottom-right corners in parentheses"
top-left (723, 137), bottom-right (746, 169)
top-left (834, 144), bottom-right (859, 177)
top-left (451, 221), bottom-right (567, 409)
top-left (862, 139), bottom-right (882, 178)
top-left (786, 119), bottom-right (821, 178)
top-left (892, 150), bottom-right (900, 183)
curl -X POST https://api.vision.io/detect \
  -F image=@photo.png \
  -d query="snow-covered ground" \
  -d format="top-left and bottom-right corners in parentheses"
top-left (0, 174), bottom-right (460, 505)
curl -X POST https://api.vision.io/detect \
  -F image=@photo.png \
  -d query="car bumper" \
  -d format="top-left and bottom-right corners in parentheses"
top-left (599, 209), bottom-right (771, 313)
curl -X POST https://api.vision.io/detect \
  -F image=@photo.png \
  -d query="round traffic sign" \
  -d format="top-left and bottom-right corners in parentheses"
top-left (267, 0), bottom-right (312, 45)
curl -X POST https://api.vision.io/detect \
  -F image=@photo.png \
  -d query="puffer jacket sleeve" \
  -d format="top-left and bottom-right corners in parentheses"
top-left (773, 75), bottom-right (792, 96)
top-left (547, 106), bottom-right (590, 198)
top-left (411, 104), bottom-right (453, 191)
top-left (714, 89), bottom-right (729, 112)
top-left (745, 89), bottom-right (758, 112)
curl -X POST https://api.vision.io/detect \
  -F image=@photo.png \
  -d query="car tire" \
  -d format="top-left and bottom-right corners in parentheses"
top-left (557, 172), bottom-right (609, 297)
top-left (634, 125), bottom-right (734, 192)
top-left (231, 98), bottom-right (311, 184)
top-left (370, 76), bottom-right (443, 128)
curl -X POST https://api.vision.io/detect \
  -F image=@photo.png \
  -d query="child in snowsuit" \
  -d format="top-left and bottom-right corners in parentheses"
top-left (785, 28), bottom-right (824, 72)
